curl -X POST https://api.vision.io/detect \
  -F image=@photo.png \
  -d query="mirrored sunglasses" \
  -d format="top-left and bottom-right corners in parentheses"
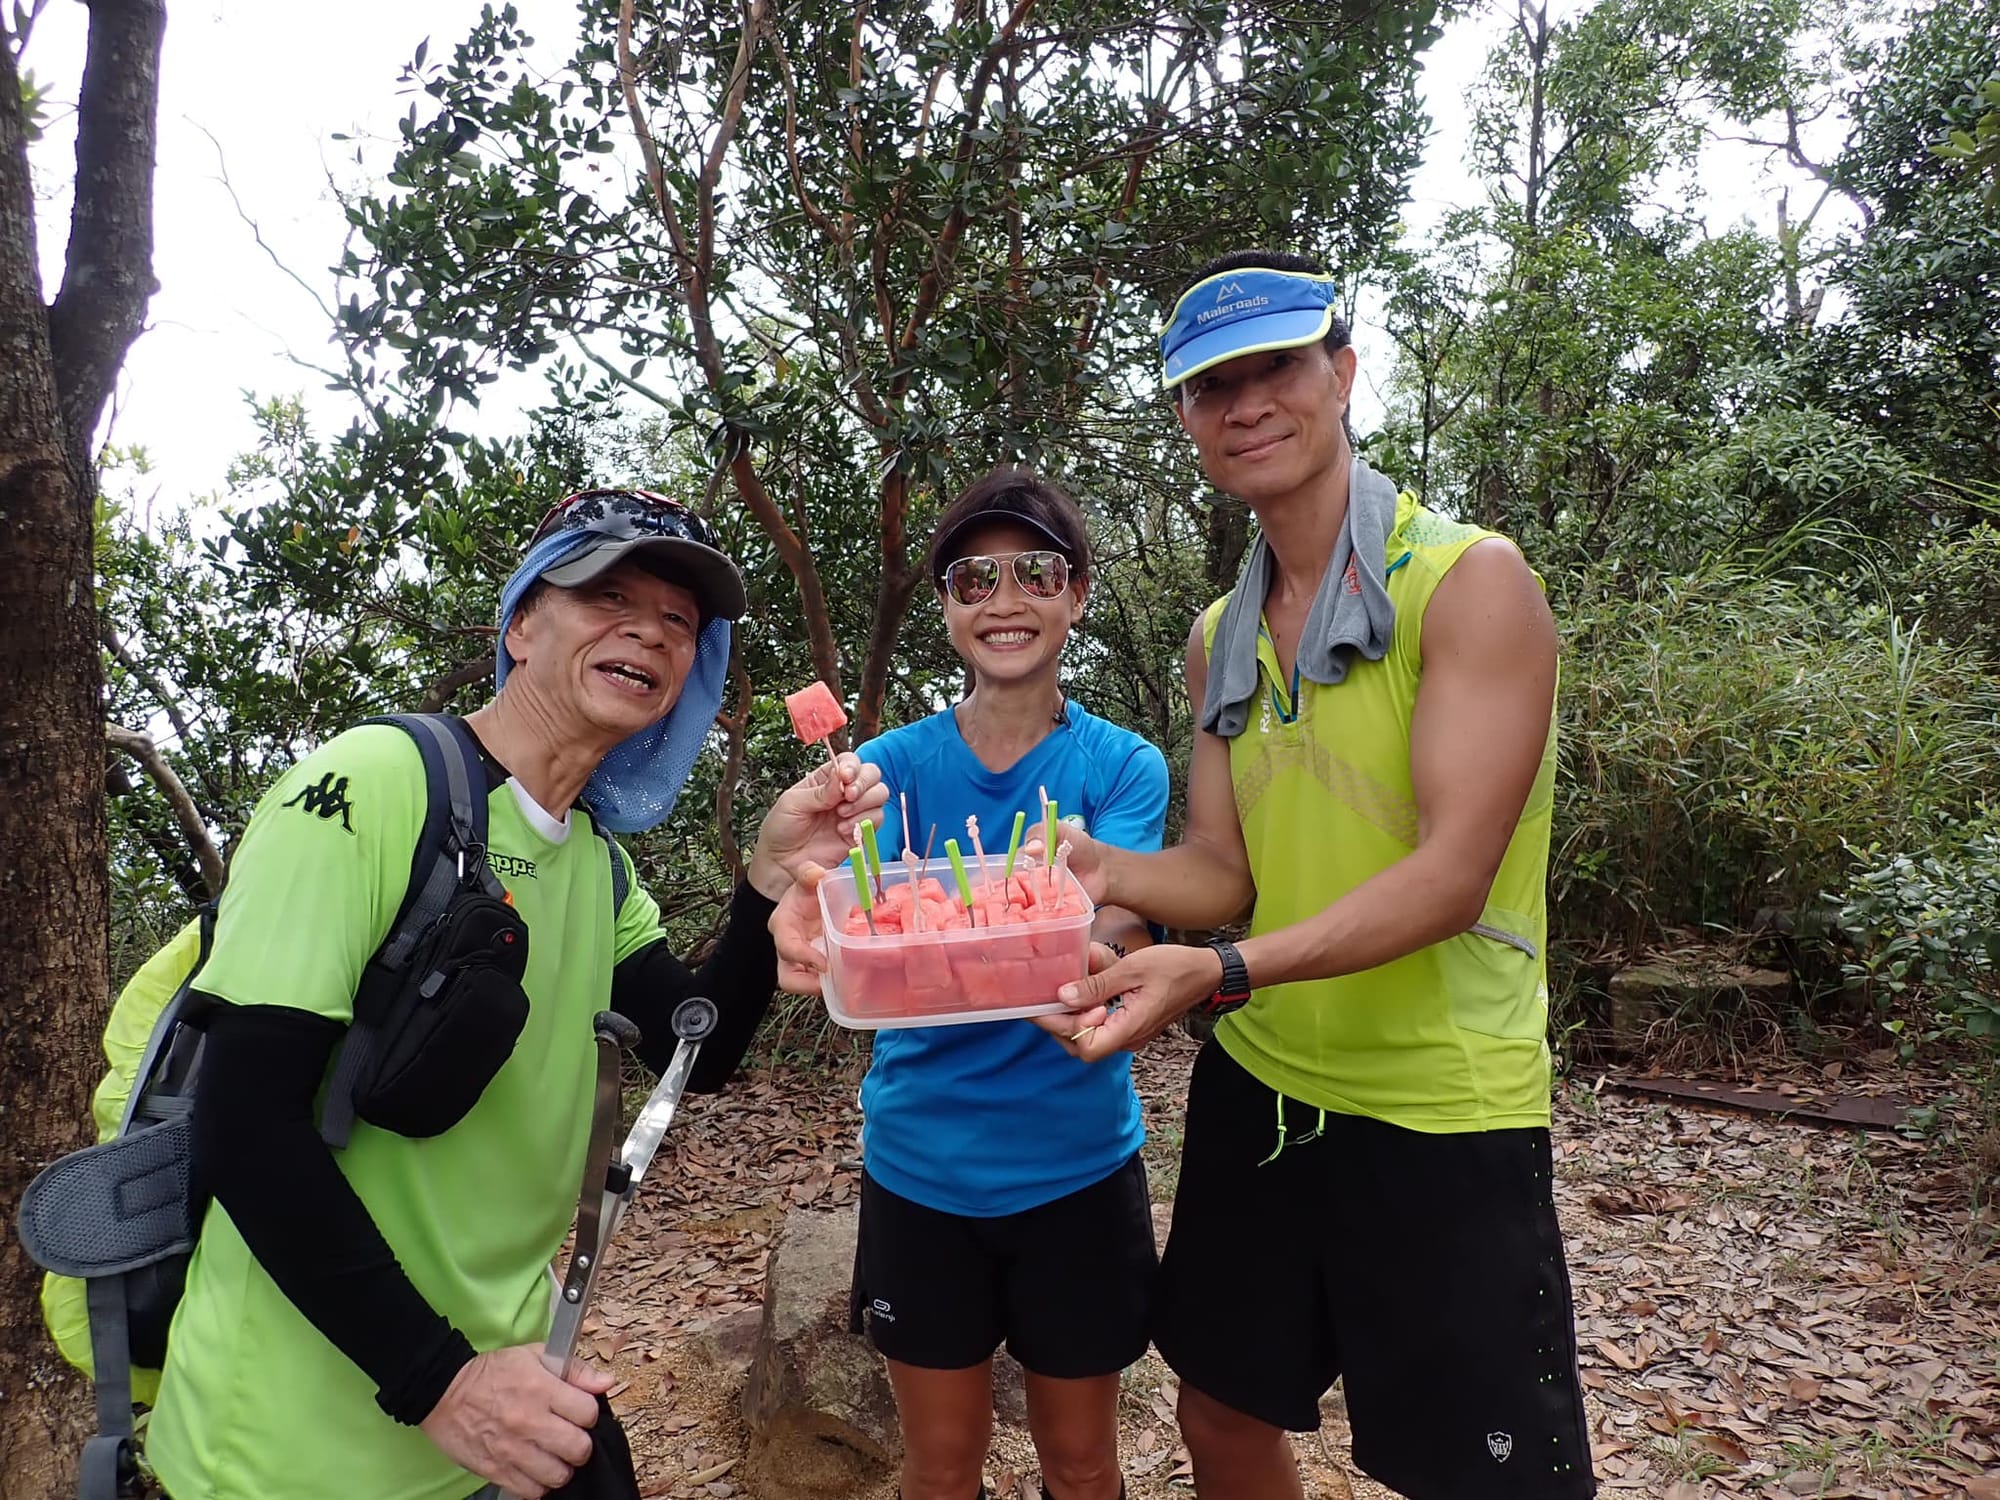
top-left (941, 549), bottom-right (1071, 607)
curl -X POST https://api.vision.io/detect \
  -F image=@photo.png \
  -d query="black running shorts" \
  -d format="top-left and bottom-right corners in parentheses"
top-left (1153, 1042), bottom-right (1596, 1500)
top-left (854, 1151), bottom-right (1156, 1378)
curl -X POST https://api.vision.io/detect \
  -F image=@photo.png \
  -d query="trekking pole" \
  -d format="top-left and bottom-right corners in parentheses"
top-left (491, 998), bottom-right (719, 1500)
top-left (543, 997), bottom-right (718, 1378)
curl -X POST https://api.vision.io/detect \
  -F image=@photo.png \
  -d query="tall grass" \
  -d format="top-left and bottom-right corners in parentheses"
top-left (1552, 522), bottom-right (2000, 971)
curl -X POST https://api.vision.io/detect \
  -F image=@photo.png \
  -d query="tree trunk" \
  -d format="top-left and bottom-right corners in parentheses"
top-left (0, 3), bottom-right (164, 1490)
top-left (1204, 495), bottom-right (1252, 593)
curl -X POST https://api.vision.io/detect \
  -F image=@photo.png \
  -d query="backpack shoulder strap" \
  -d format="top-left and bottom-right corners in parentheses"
top-left (371, 713), bottom-right (506, 958)
top-left (602, 826), bottom-right (629, 922)
top-left (115, 902), bottom-right (218, 1137)
top-left (320, 713), bottom-right (500, 1147)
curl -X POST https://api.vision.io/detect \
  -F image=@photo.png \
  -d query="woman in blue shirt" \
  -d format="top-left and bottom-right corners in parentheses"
top-left (778, 467), bottom-right (1168, 1500)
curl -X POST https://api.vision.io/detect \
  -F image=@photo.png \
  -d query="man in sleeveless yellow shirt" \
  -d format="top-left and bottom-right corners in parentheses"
top-left (1042, 253), bottom-right (1594, 1500)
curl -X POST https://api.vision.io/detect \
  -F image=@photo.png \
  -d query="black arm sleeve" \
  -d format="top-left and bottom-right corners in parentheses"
top-left (191, 1000), bottom-right (476, 1425)
top-left (611, 879), bottom-right (780, 1093)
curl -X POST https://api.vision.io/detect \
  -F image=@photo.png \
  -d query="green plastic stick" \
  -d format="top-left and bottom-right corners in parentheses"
top-left (1001, 810), bottom-right (1027, 907)
top-left (944, 838), bottom-right (976, 926)
top-left (849, 846), bottom-right (876, 933)
top-left (1044, 800), bottom-right (1059, 881)
top-left (859, 818), bottom-right (884, 898)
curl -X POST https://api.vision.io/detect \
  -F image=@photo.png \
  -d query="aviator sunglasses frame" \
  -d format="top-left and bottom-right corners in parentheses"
top-left (938, 549), bottom-right (1073, 609)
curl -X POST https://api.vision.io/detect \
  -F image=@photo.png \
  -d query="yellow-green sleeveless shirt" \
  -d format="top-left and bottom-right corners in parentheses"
top-left (1201, 492), bottom-right (1558, 1133)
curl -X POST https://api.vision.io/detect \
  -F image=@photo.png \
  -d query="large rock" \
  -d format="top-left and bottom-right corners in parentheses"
top-left (742, 1209), bottom-right (894, 1449)
top-left (1606, 959), bottom-right (1791, 1048)
top-left (739, 1207), bottom-right (1035, 1498)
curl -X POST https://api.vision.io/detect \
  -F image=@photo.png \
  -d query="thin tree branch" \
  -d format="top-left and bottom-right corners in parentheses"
top-left (47, 0), bottom-right (166, 479)
top-left (195, 120), bottom-right (337, 324)
top-left (99, 618), bottom-right (194, 747)
top-left (571, 333), bottom-right (680, 410)
top-left (764, 22), bottom-right (839, 249)
top-left (107, 722), bottom-right (223, 898)
top-left (415, 654), bottom-right (493, 713)
top-left (619, 0), bottom-right (845, 706)
top-left (713, 645), bottom-right (751, 879)
top-left (5, 0), bottom-right (55, 62)
top-left (694, 0), bottom-right (764, 285)
top-left (617, 0), bottom-right (694, 272)
top-left (888, 0), bottom-right (1039, 398)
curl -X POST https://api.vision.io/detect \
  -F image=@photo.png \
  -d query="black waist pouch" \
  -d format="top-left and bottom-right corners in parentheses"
top-left (348, 891), bottom-right (531, 1138)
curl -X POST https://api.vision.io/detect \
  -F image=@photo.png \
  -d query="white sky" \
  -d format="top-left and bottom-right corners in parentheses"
top-left (19, 0), bottom-right (1841, 510)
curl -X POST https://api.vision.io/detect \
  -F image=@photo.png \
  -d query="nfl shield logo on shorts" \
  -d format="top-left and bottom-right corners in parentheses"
top-left (1486, 1431), bottom-right (1514, 1462)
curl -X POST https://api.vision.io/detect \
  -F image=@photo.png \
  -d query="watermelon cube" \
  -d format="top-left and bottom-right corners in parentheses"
top-left (1034, 955), bottom-right (1085, 995)
top-left (956, 958), bottom-right (1009, 1008)
top-left (785, 681), bottom-right (848, 744)
top-left (904, 939), bottom-right (953, 990)
top-left (992, 959), bottom-right (1041, 1003)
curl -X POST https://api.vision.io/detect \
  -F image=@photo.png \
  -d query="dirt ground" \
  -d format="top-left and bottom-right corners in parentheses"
top-left (582, 1028), bottom-right (2000, 1500)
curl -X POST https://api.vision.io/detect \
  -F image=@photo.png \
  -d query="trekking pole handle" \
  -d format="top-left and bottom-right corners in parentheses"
top-left (671, 995), bottom-right (717, 1044)
top-left (593, 1010), bottom-right (642, 1051)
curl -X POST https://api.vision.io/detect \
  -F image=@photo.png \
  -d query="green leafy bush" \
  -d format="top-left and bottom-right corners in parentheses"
top-left (1552, 555), bottom-right (2000, 961)
top-left (1833, 827), bottom-right (2000, 1047)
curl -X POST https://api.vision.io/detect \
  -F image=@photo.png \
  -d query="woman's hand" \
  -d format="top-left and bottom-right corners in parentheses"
top-left (748, 754), bottom-right (887, 899)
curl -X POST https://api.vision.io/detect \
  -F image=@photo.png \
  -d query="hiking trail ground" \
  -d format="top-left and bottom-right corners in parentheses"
top-left (582, 1028), bottom-right (2000, 1499)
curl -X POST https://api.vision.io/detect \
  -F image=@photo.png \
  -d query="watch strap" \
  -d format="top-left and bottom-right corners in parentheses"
top-left (1203, 939), bottom-right (1251, 1015)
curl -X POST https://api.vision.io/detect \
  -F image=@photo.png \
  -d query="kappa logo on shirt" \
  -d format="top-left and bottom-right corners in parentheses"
top-left (283, 772), bottom-right (355, 833)
top-left (488, 852), bottom-right (539, 881)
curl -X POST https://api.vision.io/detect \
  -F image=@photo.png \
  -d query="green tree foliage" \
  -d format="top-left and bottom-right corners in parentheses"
top-left (1370, 0), bottom-right (2000, 1041)
top-left (1932, 75), bottom-right (2000, 204)
top-left (329, 0), bottom-right (1444, 739)
top-left (94, 1), bottom-right (1452, 960)
top-left (1373, 0), bottom-right (1824, 559)
top-left (1812, 0), bottom-right (2000, 492)
top-left (96, 0), bottom-right (2000, 1062)
top-left (1558, 545), bottom-right (2000, 951)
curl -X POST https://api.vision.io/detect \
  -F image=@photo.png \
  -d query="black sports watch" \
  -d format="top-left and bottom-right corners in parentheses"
top-left (1201, 939), bottom-right (1252, 1016)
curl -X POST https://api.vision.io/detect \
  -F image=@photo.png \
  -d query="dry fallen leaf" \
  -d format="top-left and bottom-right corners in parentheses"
top-left (1698, 1432), bottom-right (1751, 1464)
top-left (1588, 1185), bottom-right (1694, 1216)
top-left (1595, 1338), bottom-right (1645, 1372)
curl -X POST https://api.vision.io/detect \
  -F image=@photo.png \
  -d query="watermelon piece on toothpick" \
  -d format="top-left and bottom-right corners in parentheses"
top-left (785, 681), bottom-right (848, 766)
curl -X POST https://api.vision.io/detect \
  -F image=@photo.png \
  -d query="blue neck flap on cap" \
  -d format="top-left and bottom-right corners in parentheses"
top-left (494, 528), bottom-right (732, 835)
top-left (1159, 267), bottom-right (1340, 389)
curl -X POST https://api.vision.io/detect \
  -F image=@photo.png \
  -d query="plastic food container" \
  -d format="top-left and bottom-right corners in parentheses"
top-left (818, 857), bottom-right (1095, 1029)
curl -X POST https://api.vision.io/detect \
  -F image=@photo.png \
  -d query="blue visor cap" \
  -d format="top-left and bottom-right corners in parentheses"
top-left (1159, 268), bottom-right (1341, 389)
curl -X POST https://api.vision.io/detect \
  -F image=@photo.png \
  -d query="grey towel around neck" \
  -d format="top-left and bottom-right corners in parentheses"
top-left (1200, 457), bottom-right (1399, 739)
